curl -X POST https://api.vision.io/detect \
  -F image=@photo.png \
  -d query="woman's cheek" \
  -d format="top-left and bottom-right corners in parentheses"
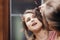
top-left (26, 22), bottom-right (31, 28)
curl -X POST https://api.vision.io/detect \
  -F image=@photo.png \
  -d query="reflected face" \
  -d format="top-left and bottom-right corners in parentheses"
top-left (24, 13), bottom-right (42, 32)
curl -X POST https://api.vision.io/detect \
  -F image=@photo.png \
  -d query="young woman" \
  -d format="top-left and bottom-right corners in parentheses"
top-left (22, 9), bottom-right (49, 40)
top-left (38, 0), bottom-right (60, 40)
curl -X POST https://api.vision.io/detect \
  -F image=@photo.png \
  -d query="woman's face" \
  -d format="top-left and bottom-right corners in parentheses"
top-left (24, 13), bottom-right (42, 32)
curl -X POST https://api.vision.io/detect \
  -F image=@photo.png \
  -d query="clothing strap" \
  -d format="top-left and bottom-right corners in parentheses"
top-left (49, 31), bottom-right (56, 40)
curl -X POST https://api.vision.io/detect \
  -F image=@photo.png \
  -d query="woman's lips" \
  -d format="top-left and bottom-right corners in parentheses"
top-left (32, 22), bottom-right (37, 26)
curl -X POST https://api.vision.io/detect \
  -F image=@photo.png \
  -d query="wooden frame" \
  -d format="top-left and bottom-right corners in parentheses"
top-left (0, 0), bottom-right (3, 40)
top-left (3, 0), bottom-right (9, 40)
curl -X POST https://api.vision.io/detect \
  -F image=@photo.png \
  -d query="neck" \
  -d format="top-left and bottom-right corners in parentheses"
top-left (33, 29), bottom-right (48, 40)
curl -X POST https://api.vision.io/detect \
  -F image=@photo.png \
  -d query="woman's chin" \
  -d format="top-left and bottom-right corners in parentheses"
top-left (30, 27), bottom-right (41, 32)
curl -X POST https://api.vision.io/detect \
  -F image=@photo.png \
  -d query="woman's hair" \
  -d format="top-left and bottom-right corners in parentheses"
top-left (21, 9), bottom-right (49, 40)
top-left (43, 0), bottom-right (60, 31)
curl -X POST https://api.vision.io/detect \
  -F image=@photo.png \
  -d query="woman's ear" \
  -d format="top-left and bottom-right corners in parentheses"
top-left (21, 15), bottom-right (25, 22)
top-left (38, 4), bottom-right (47, 16)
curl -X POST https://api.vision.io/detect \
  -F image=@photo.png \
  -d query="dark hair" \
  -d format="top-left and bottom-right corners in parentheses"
top-left (44, 0), bottom-right (60, 31)
top-left (47, 8), bottom-right (60, 31)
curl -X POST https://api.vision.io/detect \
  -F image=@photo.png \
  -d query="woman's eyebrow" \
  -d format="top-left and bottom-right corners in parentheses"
top-left (32, 14), bottom-right (35, 17)
top-left (26, 17), bottom-right (30, 20)
top-left (25, 12), bottom-right (35, 14)
top-left (26, 12), bottom-right (33, 14)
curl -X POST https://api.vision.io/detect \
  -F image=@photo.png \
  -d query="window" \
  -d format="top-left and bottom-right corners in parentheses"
top-left (10, 0), bottom-right (41, 40)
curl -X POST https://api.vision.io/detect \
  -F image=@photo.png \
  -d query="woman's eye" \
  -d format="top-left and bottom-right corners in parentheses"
top-left (26, 18), bottom-right (30, 22)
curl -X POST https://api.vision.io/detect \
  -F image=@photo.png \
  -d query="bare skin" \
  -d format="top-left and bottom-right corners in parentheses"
top-left (34, 29), bottom-right (48, 40)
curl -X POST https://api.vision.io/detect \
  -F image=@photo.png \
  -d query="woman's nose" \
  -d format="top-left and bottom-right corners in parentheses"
top-left (31, 19), bottom-right (34, 22)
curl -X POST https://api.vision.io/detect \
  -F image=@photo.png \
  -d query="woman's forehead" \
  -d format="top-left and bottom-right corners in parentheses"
top-left (24, 9), bottom-right (35, 13)
top-left (24, 13), bottom-right (34, 18)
